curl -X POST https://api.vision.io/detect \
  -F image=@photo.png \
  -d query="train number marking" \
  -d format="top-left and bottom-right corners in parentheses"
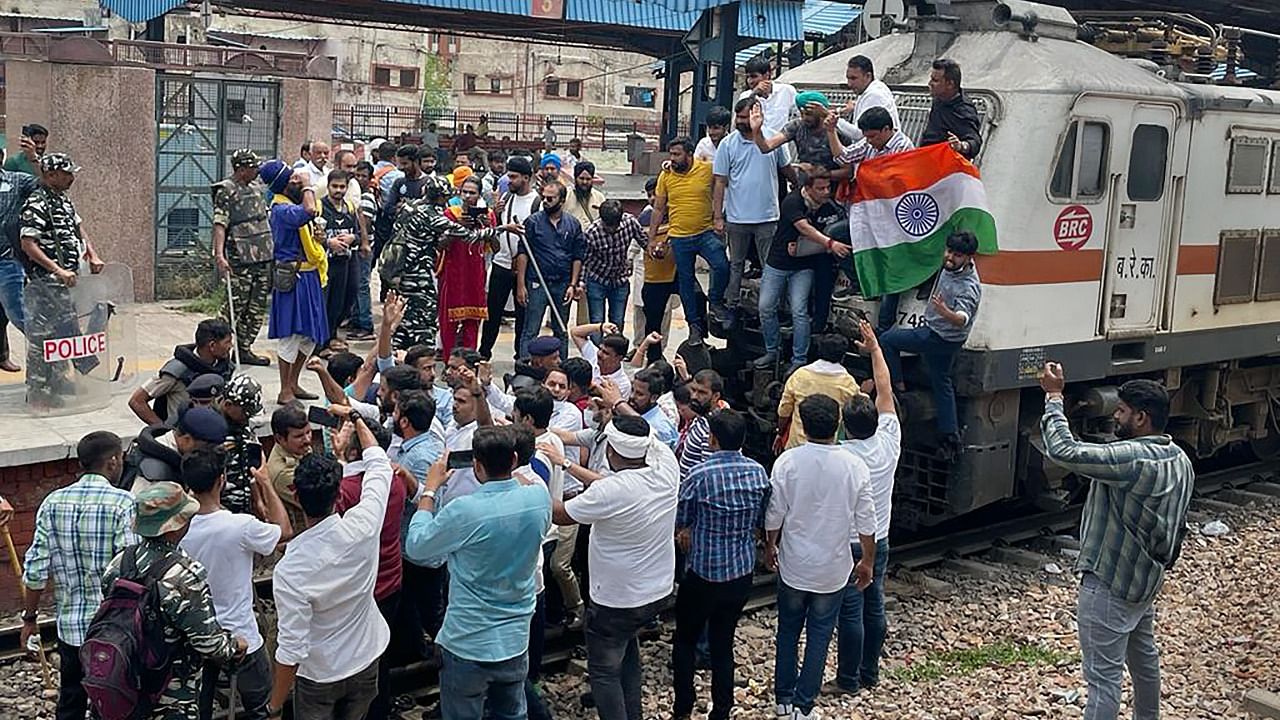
top-left (1054, 205), bottom-right (1093, 250)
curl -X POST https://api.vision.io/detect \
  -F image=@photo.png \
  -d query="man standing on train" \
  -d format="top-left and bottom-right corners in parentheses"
top-left (877, 230), bottom-right (981, 461)
top-left (922, 58), bottom-right (982, 160)
top-left (1037, 364), bottom-right (1193, 720)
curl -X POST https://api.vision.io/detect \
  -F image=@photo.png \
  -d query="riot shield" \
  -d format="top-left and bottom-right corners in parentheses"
top-left (11, 264), bottom-right (138, 417)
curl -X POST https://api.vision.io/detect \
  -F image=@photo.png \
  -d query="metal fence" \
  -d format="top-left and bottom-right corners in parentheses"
top-left (332, 104), bottom-right (691, 151)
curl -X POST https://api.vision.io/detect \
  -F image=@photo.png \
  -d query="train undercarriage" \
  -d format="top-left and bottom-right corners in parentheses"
top-left (709, 281), bottom-right (1280, 533)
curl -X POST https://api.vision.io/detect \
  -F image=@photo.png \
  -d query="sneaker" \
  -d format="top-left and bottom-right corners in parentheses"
top-left (792, 708), bottom-right (820, 720)
top-left (753, 352), bottom-right (778, 369)
top-left (833, 284), bottom-right (855, 301)
top-left (775, 704), bottom-right (793, 717)
top-left (345, 329), bottom-right (375, 341)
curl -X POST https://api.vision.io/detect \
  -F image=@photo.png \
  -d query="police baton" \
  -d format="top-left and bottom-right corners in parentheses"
top-left (514, 232), bottom-right (569, 337)
top-left (2, 524), bottom-right (55, 690)
top-left (224, 271), bottom-right (241, 369)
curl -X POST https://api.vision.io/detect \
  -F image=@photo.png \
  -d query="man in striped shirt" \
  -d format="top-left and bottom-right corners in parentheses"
top-left (22, 431), bottom-right (137, 720)
top-left (672, 409), bottom-right (770, 720)
top-left (677, 369), bottom-right (725, 478)
top-left (1039, 363), bottom-right (1193, 720)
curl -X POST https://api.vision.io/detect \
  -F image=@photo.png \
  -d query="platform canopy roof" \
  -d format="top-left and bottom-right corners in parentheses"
top-left (101, 0), bottom-right (812, 56)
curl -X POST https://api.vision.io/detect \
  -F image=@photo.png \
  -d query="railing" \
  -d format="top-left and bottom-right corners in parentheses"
top-left (0, 32), bottom-right (313, 77)
top-left (333, 104), bottom-right (691, 151)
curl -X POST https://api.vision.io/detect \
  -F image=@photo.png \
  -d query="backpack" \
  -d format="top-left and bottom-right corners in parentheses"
top-left (80, 546), bottom-right (182, 720)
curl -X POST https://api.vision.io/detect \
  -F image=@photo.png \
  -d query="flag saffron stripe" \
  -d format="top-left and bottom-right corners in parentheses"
top-left (852, 143), bottom-right (981, 202)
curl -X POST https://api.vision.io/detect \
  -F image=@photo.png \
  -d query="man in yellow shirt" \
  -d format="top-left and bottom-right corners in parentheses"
top-left (646, 137), bottom-right (730, 343)
top-left (776, 333), bottom-right (862, 450)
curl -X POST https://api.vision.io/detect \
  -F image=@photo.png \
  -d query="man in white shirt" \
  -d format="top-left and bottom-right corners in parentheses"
top-left (483, 365), bottom-right (584, 433)
top-left (831, 320), bottom-right (901, 696)
top-left (550, 416), bottom-right (679, 720)
top-left (482, 157), bottom-right (538, 362)
top-left (739, 57), bottom-right (798, 139)
top-left (835, 55), bottom-right (901, 143)
top-left (570, 321), bottom-right (632, 399)
top-left (180, 446), bottom-right (291, 720)
top-left (765, 395), bottom-right (877, 720)
top-left (267, 409), bottom-right (392, 720)
top-left (694, 106), bottom-right (731, 162)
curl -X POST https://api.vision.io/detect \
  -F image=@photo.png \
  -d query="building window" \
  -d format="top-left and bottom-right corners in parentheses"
top-left (1227, 135), bottom-right (1269, 194)
top-left (1270, 140), bottom-right (1280, 195)
top-left (490, 77), bottom-right (502, 94)
top-left (624, 85), bottom-right (656, 108)
top-left (447, 35), bottom-right (459, 53)
top-left (373, 64), bottom-right (418, 89)
top-left (1050, 120), bottom-right (1109, 201)
top-left (545, 77), bottom-right (560, 97)
top-left (1127, 124), bottom-right (1168, 202)
top-left (565, 80), bottom-right (581, 98)
top-left (464, 74), bottom-right (478, 93)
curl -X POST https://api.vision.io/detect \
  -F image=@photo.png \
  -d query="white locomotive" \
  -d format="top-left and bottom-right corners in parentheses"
top-left (732, 0), bottom-right (1280, 529)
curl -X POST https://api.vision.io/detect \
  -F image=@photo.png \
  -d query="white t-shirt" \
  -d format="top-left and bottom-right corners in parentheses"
top-left (564, 442), bottom-right (680, 608)
top-left (837, 79), bottom-right (902, 144)
top-left (181, 511), bottom-right (282, 653)
top-left (516, 430), bottom-right (565, 594)
top-left (694, 135), bottom-right (718, 162)
top-left (440, 420), bottom-right (480, 507)
top-left (580, 340), bottom-right (632, 399)
top-left (841, 414), bottom-right (902, 541)
top-left (765, 443), bottom-right (877, 594)
top-left (495, 191), bottom-right (539, 270)
top-left (740, 83), bottom-right (798, 138)
top-left (551, 401), bottom-right (584, 433)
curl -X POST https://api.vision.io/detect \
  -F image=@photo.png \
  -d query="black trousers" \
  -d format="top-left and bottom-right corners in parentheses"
top-left (672, 571), bottom-right (753, 720)
top-left (58, 641), bottom-right (90, 720)
top-left (366, 590), bottom-right (402, 720)
top-left (391, 561), bottom-right (447, 664)
top-left (325, 254), bottom-right (358, 341)
top-left (641, 281), bottom-right (679, 364)
top-left (480, 264), bottom-right (525, 361)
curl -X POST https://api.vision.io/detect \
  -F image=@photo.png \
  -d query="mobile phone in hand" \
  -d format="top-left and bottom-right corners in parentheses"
top-left (446, 450), bottom-right (475, 470)
top-left (307, 405), bottom-right (342, 429)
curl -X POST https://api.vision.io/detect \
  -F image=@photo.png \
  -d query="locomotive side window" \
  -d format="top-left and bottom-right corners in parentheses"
top-left (1127, 124), bottom-right (1168, 201)
top-left (1268, 140), bottom-right (1280, 195)
top-left (1049, 120), bottom-right (1108, 200)
top-left (1227, 136), bottom-right (1269, 194)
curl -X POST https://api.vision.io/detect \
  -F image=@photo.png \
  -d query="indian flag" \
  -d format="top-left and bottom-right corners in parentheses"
top-left (848, 143), bottom-right (998, 297)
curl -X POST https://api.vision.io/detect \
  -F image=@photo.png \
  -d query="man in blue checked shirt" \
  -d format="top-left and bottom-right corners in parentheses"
top-left (672, 409), bottom-right (770, 720)
top-left (22, 431), bottom-right (137, 720)
top-left (1039, 363), bottom-right (1193, 720)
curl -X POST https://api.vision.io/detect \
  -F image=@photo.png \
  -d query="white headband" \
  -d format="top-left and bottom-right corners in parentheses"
top-left (604, 421), bottom-right (650, 459)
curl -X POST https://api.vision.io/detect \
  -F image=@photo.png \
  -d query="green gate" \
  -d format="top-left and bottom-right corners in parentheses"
top-left (154, 74), bottom-right (279, 299)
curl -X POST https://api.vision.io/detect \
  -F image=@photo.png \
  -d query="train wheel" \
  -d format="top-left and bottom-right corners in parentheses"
top-left (1249, 429), bottom-right (1280, 460)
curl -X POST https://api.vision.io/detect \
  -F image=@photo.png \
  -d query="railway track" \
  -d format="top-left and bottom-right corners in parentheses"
top-left (3, 458), bottom-right (1277, 716)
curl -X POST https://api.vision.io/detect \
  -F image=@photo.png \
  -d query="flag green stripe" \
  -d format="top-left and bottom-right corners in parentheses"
top-left (853, 207), bottom-right (998, 297)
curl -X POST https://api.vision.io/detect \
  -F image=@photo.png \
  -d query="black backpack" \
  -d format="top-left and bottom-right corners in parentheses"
top-left (80, 546), bottom-right (182, 720)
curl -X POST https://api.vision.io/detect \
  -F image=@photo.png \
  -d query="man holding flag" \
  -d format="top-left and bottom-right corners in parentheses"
top-left (842, 139), bottom-right (996, 461)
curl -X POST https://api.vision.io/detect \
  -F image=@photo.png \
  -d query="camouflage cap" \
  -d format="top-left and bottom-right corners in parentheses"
top-left (223, 374), bottom-right (263, 417)
top-left (231, 148), bottom-right (261, 169)
top-left (134, 481), bottom-right (200, 538)
top-left (40, 153), bottom-right (81, 174)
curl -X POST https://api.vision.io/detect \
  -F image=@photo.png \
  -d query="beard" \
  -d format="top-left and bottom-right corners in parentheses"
top-left (575, 185), bottom-right (593, 200)
top-left (284, 184), bottom-right (304, 204)
top-left (1114, 420), bottom-right (1136, 440)
top-left (672, 160), bottom-right (691, 173)
top-left (544, 199), bottom-right (563, 215)
top-left (689, 398), bottom-right (711, 415)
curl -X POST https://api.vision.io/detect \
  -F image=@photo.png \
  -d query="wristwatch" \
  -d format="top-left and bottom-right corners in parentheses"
top-left (423, 489), bottom-right (437, 501)
top-left (560, 458), bottom-right (573, 471)
top-left (266, 704), bottom-right (284, 718)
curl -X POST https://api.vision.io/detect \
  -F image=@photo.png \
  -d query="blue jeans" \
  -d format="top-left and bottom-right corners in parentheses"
top-left (836, 538), bottom-right (890, 690)
top-left (352, 250), bottom-right (374, 331)
top-left (519, 277), bottom-right (571, 359)
top-left (670, 230), bottom-right (729, 334)
top-left (758, 265), bottom-right (814, 364)
top-left (440, 648), bottom-right (528, 720)
top-left (0, 257), bottom-right (24, 363)
top-left (585, 279), bottom-right (629, 332)
top-left (774, 580), bottom-right (843, 714)
top-left (880, 325), bottom-right (962, 435)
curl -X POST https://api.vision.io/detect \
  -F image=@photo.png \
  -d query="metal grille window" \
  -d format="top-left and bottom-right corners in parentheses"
top-left (1256, 229), bottom-right (1280, 301)
top-left (566, 80), bottom-right (582, 98)
top-left (1127, 124), bottom-right (1168, 202)
top-left (1214, 229), bottom-right (1260, 305)
top-left (464, 74), bottom-right (477, 93)
top-left (545, 78), bottom-right (560, 97)
top-left (1227, 136), bottom-right (1268, 194)
top-left (1050, 120), bottom-right (1109, 200)
top-left (1271, 140), bottom-right (1280, 195)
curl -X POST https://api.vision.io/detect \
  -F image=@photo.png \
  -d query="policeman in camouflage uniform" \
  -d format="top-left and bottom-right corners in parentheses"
top-left (19, 153), bottom-right (105, 407)
top-left (386, 183), bottom-right (498, 350)
top-left (213, 149), bottom-right (273, 366)
top-left (100, 482), bottom-right (246, 720)
top-left (219, 375), bottom-right (263, 515)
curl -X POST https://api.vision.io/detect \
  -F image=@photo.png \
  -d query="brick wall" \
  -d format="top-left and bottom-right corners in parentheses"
top-left (0, 459), bottom-right (88, 615)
